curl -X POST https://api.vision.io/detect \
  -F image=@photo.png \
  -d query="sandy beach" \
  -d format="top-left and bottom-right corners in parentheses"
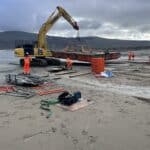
top-left (0, 50), bottom-right (150, 150)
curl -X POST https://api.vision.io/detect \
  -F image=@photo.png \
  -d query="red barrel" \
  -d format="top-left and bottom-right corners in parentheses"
top-left (91, 57), bottom-right (105, 74)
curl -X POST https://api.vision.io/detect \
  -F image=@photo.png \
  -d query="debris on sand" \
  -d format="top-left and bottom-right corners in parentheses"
top-left (5, 74), bottom-right (44, 86)
top-left (4, 89), bottom-right (35, 99)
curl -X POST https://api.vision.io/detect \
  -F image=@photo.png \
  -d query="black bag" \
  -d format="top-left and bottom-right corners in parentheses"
top-left (58, 91), bottom-right (81, 106)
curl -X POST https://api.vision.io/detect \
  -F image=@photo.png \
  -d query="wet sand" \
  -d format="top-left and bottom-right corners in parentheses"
top-left (0, 50), bottom-right (150, 150)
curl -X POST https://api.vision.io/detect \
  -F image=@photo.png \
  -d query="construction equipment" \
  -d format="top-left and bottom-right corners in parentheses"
top-left (14, 6), bottom-right (79, 66)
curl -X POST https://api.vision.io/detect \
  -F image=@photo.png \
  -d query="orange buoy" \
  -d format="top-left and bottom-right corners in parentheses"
top-left (91, 56), bottom-right (105, 74)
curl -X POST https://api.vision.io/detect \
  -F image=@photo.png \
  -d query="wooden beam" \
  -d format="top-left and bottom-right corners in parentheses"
top-left (69, 72), bottom-right (91, 78)
top-left (55, 70), bottom-right (77, 75)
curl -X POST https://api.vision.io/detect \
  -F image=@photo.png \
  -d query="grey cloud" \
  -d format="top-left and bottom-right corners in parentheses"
top-left (136, 25), bottom-right (150, 33)
top-left (50, 19), bottom-right (102, 31)
top-left (0, 0), bottom-right (150, 39)
top-left (78, 20), bottom-right (102, 30)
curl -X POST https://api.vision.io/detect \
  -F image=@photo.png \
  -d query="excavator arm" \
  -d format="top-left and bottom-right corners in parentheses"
top-left (37, 6), bottom-right (79, 49)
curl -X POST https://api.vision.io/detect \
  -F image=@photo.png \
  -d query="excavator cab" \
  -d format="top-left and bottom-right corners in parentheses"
top-left (23, 44), bottom-right (34, 56)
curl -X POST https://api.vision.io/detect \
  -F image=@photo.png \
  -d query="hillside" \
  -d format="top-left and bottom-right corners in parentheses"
top-left (0, 31), bottom-right (150, 51)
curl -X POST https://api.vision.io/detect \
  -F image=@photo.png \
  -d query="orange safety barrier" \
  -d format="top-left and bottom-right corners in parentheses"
top-left (91, 57), bottom-right (105, 74)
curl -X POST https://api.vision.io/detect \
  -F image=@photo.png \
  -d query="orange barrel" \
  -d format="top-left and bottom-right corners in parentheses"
top-left (91, 56), bottom-right (105, 74)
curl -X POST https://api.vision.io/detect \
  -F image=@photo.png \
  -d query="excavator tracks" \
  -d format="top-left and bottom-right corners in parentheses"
top-left (19, 58), bottom-right (62, 67)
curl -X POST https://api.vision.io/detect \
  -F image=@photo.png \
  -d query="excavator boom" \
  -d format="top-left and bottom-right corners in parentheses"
top-left (37, 6), bottom-right (79, 49)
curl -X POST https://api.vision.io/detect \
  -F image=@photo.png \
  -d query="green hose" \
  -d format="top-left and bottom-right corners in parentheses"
top-left (40, 99), bottom-right (59, 118)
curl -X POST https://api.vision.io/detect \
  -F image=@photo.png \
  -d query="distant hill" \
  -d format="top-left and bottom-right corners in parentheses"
top-left (0, 31), bottom-right (150, 51)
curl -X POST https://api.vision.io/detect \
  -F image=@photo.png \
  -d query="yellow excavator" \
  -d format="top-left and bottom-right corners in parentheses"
top-left (14, 6), bottom-right (79, 66)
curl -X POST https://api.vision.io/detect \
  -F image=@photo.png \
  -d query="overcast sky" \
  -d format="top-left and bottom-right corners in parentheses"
top-left (1, 0), bottom-right (150, 40)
